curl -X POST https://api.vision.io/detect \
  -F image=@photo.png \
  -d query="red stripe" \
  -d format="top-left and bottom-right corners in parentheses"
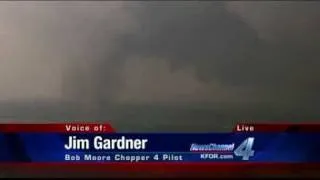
top-left (1, 123), bottom-right (320, 133)
top-left (0, 162), bottom-right (318, 172)
top-left (0, 123), bottom-right (115, 133)
top-left (233, 123), bottom-right (320, 132)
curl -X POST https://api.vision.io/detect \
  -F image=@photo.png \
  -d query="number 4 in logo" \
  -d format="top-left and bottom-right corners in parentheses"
top-left (234, 137), bottom-right (255, 160)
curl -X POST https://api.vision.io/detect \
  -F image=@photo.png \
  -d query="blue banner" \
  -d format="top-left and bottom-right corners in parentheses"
top-left (0, 133), bottom-right (319, 163)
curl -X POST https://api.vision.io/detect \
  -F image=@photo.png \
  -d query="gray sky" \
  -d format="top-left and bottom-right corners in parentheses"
top-left (0, 2), bottom-right (319, 129)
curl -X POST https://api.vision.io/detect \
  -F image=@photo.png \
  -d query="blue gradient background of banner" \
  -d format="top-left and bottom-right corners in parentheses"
top-left (0, 133), bottom-right (319, 163)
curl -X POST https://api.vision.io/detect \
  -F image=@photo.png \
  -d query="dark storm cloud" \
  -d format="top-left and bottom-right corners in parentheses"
top-left (115, 2), bottom-right (260, 84)
top-left (86, 2), bottom-right (263, 105)
top-left (95, 1), bottom-right (320, 106)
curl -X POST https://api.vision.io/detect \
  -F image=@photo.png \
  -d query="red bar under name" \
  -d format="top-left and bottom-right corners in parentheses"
top-left (0, 123), bottom-right (115, 133)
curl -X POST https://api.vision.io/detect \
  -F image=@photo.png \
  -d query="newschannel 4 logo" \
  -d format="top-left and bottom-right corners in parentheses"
top-left (190, 137), bottom-right (255, 161)
top-left (234, 137), bottom-right (255, 160)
